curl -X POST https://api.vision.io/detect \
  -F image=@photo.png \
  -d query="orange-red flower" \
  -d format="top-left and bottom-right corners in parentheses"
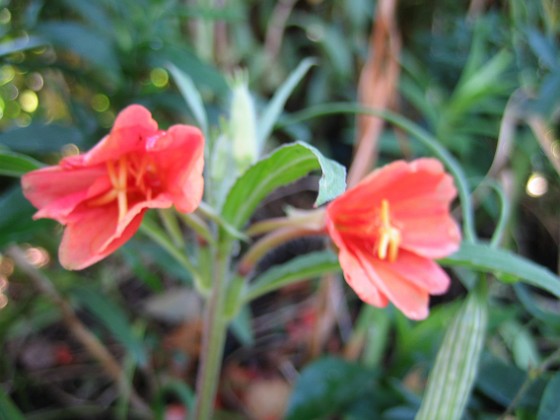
top-left (22, 105), bottom-right (204, 270)
top-left (325, 158), bottom-right (461, 320)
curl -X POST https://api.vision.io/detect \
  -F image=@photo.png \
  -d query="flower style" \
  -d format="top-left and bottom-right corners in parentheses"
top-left (325, 158), bottom-right (461, 320)
top-left (22, 105), bottom-right (204, 270)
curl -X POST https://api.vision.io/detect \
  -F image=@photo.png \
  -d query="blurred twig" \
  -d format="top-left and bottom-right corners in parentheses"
top-left (264, 0), bottom-right (298, 66)
top-left (6, 246), bottom-right (150, 416)
top-left (527, 115), bottom-right (560, 177)
top-left (347, 0), bottom-right (401, 188)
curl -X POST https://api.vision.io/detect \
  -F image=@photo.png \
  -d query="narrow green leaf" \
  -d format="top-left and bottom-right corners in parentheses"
top-left (221, 142), bottom-right (346, 232)
top-left (167, 63), bottom-right (209, 136)
top-left (416, 286), bottom-right (488, 420)
top-left (71, 287), bottom-right (148, 367)
top-left (257, 58), bottom-right (316, 148)
top-left (0, 389), bottom-right (25, 420)
top-left (514, 284), bottom-right (560, 328)
top-left (0, 149), bottom-right (43, 177)
top-left (244, 251), bottom-right (339, 303)
top-left (441, 242), bottom-right (560, 298)
top-left (538, 373), bottom-right (560, 420)
top-left (0, 124), bottom-right (85, 153)
top-left (0, 36), bottom-right (46, 57)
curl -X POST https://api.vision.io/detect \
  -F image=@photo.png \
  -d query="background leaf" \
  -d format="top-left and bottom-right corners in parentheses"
top-left (70, 287), bottom-right (148, 367)
top-left (285, 357), bottom-right (376, 420)
top-left (441, 242), bottom-right (560, 298)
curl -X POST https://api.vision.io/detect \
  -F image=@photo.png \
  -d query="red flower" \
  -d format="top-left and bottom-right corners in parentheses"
top-left (22, 105), bottom-right (204, 270)
top-left (325, 158), bottom-right (461, 320)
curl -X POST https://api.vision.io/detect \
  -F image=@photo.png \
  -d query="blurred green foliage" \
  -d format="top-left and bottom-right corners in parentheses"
top-left (1, 0), bottom-right (559, 419)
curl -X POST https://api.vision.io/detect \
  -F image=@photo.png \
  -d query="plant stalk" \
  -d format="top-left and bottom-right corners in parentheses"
top-left (194, 248), bottom-right (230, 420)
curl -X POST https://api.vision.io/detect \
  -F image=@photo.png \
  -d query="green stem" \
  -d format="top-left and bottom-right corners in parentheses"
top-left (193, 247), bottom-right (230, 420)
top-left (139, 218), bottom-right (206, 294)
top-left (279, 103), bottom-right (477, 243)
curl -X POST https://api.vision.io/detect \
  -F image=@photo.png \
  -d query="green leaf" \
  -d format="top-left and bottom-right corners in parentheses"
top-left (71, 287), bottom-right (148, 367)
top-left (257, 58), bottom-right (316, 148)
top-left (0, 36), bottom-right (46, 57)
top-left (221, 141), bottom-right (346, 231)
top-left (514, 284), bottom-right (560, 328)
top-left (0, 389), bottom-right (25, 420)
top-left (441, 242), bottom-right (560, 298)
top-left (476, 353), bottom-right (546, 408)
top-left (37, 22), bottom-right (120, 82)
top-left (538, 373), bottom-right (560, 420)
top-left (285, 357), bottom-right (376, 420)
top-left (416, 286), bottom-right (488, 420)
top-left (0, 124), bottom-right (85, 153)
top-left (244, 251), bottom-right (340, 303)
top-left (0, 187), bottom-right (45, 247)
top-left (0, 149), bottom-right (43, 177)
top-left (167, 63), bottom-right (209, 136)
top-left (152, 45), bottom-right (228, 94)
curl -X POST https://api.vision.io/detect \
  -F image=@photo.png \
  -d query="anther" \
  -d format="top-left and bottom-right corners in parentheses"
top-left (376, 199), bottom-right (401, 262)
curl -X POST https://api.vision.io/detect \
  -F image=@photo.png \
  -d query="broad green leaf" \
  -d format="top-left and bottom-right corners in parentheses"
top-left (441, 242), bottom-right (560, 298)
top-left (285, 357), bottom-right (376, 420)
top-left (0, 124), bottom-right (85, 153)
top-left (0, 149), bottom-right (43, 177)
top-left (244, 251), bottom-right (340, 303)
top-left (538, 373), bottom-right (560, 420)
top-left (0, 389), bottom-right (25, 420)
top-left (167, 63), bottom-right (208, 136)
top-left (71, 287), bottom-right (148, 367)
top-left (416, 286), bottom-right (488, 420)
top-left (221, 142), bottom-right (346, 231)
top-left (257, 58), bottom-right (316, 148)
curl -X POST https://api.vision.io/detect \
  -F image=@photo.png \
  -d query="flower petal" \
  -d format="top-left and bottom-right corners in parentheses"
top-left (64, 105), bottom-right (159, 167)
top-left (59, 203), bottom-right (137, 270)
top-left (376, 250), bottom-right (451, 295)
top-left (22, 165), bottom-right (106, 223)
top-left (148, 125), bottom-right (205, 213)
top-left (326, 219), bottom-right (388, 307)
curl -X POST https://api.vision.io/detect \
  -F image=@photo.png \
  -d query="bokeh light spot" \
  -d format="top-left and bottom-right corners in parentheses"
top-left (150, 68), bottom-right (169, 88)
top-left (0, 293), bottom-right (7, 310)
top-left (552, 141), bottom-right (560, 159)
top-left (91, 94), bottom-right (110, 112)
top-left (0, 65), bottom-right (15, 86)
top-left (26, 72), bottom-right (44, 91)
top-left (20, 90), bottom-right (39, 113)
top-left (0, 8), bottom-right (10, 24)
top-left (25, 247), bottom-right (50, 268)
top-left (62, 144), bottom-right (80, 157)
top-left (526, 172), bottom-right (548, 197)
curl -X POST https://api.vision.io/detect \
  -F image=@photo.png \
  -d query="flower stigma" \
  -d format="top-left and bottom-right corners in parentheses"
top-left (376, 199), bottom-right (401, 262)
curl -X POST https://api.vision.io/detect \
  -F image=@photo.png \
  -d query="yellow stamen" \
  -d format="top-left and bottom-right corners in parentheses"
top-left (88, 189), bottom-right (118, 207)
top-left (116, 158), bottom-right (128, 222)
top-left (376, 199), bottom-right (401, 262)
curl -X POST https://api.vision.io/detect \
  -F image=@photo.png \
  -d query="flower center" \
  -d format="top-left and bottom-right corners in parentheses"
top-left (376, 199), bottom-right (401, 262)
top-left (88, 155), bottom-right (157, 222)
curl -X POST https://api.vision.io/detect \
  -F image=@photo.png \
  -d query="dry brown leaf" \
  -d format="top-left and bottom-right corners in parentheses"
top-left (347, 0), bottom-right (402, 188)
